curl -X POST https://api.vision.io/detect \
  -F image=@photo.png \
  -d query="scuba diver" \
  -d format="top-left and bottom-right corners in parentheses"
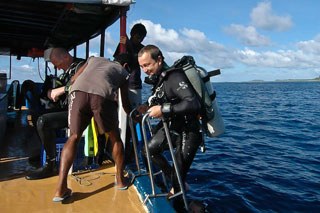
top-left (137, 44), bottom-right (202, 211)
top-left (25, 48), bottom-right (85, 180)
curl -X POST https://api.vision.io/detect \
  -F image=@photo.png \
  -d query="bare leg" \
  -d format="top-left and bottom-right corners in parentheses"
top-left (108, 129), bottom-right (126, 188)
top-left (54, 133), bottom-right (81, 197)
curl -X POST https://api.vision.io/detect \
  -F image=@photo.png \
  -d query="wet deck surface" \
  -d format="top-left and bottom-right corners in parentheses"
top-left (0, 110), bottom-right (146, 213)
top-left (0, 110), bottom-right (40, 180)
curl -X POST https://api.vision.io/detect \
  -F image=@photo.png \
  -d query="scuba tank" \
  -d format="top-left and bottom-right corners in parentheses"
top-left (173, 56), bottom-right (225, 138)
top-left (195, 66), bottom-right (225, 137)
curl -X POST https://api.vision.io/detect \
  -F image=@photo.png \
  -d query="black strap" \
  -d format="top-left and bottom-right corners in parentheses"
top-left (202, 69), bottom-right (221, 82)
top-left (208, 69), bottom-right (221, 77)
top-left (202, 75), bottom-right (210, 83)
top-left (210, 91), bottom-right (216, 101)
top-left (154, 66), bottom-right (180, 89)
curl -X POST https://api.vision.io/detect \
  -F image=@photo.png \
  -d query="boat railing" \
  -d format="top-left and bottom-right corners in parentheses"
top-left (128, 109), bottom-right (144, 175)
top-left (129, 109), bottom-right (168, 183)
top-left (128, 109), bottom-right (189, 211)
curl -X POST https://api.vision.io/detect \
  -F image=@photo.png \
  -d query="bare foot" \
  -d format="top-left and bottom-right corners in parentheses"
top-left (52, 188), bottom-right (72, 202)
top-left (170, 182), bottom-right (190, 194)
top-left (55, 187), bottom-right (70, 198)
top-left (115, 176), bottom-right (130, 190)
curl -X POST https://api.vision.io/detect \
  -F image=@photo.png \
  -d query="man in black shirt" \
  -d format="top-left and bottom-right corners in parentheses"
top-left (114, 23), bottom-right (147, 108)
top-left (114, 23), bottom-right (147, 163)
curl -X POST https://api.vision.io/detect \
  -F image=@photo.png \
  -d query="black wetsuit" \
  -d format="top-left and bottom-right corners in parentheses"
top-left (144, 64), bottom-right (202, 196)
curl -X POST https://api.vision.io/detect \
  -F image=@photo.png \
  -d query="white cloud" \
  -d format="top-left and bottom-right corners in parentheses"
top-left (89, 51), bottom-right (99, 57)
top-left (223, 24), bottom-right (273, 47)
top-left (20, 64), bottom-right (33, 71)
top-left (130, 19), bottom-right (320, 73)
top-left (135, 19), bottom-right (185, 52)
top-left (3, 16), bottom-right (318, 83)
top-left (0, 69), bottom-right (8, 75)
top-left (134, 19), bottom-right (234, 68)
top-left (235, 47), bottom-right (320, 69)
top-left (250, 1), bottom-right (293, 32)
top-left (106, 48), bottom-right (115, 57)
top-left (105, 31), bottom-right (118, 47)
top-left (297, 40), bottom-right (320, 55)
top-left (315, 34), bottom-right (320, 41)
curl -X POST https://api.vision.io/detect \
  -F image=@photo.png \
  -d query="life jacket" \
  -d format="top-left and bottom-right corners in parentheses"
top-left (160, 56), bottom-right (225, 138)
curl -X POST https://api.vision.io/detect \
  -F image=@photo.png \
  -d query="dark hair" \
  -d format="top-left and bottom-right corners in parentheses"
top-left (114, 53), bottom-right (133, 72)
top-left (114, 53), bottom-right (131, 65)
top-left (130, 23), bottom-right (147, 38)
top-left (138, 44), bottom-right (164, 61)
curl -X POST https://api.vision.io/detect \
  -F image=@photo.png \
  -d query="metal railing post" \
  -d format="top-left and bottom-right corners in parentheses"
top-left (128, 109), bottom-right (141, 174)
top-left (129, 112), bottom-right (190, 211)
top-left (142, 113), bottom-right (156, 195)
top-left (162, 118), bottom-right (189, 211)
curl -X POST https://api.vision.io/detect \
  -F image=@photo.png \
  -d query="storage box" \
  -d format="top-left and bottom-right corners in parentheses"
top-left (41, 137), bottom-right (85, 172)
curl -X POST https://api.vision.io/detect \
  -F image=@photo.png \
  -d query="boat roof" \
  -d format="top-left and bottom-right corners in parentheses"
top-left (0, 0), bottom-right (133, 57)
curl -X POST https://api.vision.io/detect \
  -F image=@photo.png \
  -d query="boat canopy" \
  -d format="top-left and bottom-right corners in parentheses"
top-left (0, 0), bottom-right (134, 57)
top-left (42, 0), bottom-right (134, 6)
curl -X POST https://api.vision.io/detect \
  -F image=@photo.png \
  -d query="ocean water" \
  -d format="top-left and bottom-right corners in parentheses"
top-left (143, 81), bottom-right (320, 212)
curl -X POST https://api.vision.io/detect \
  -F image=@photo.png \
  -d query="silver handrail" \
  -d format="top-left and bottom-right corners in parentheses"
top-left (139, 113), bottom-right (189, 211)
top-left (128, 109), bottom-right (142, 175)
top-left (141, 112), bottom-right (156, 195)
top-left (162, 118), bottom-right (189, 211)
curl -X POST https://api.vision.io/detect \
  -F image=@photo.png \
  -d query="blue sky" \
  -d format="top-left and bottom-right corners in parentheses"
top-left (1, 0), bottom-right (320, 83)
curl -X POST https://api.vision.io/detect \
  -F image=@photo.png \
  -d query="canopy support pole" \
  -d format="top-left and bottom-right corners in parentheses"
top-left (9, 54), bottom-right (12, 80)
top-left (86, 40), bottom-right (89, 59)
top-left (100, 29), bottom-right (105, 57)
top-left (73, 46), bottom-right (77, 58)
top-left (119, 8), bottom-right (127, 54)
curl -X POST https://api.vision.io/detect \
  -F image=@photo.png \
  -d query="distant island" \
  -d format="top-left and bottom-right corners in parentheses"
top-left (275, 77), bottom-right (320, 82)
top-left (250, 77), bottom-right (320, 82)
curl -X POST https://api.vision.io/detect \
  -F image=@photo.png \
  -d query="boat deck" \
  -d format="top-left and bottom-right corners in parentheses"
top-left (0, 110), bottom-right (146, 213)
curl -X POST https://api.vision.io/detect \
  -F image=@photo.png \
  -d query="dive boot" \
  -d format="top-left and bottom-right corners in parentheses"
top-left (28, 153), bottom-right (41, 162)
top-left (96, 134), bottom-right (106, 165)
top-left (25, 160), bottom-right (57, 180)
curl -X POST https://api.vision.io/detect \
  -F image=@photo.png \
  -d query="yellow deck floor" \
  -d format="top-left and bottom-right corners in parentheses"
top-left (0, 165), bottom-right (146, 213)
top-left (0, 110), bottom-right (146, 213)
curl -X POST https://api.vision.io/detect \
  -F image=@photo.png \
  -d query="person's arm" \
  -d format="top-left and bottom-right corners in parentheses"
top-left (162, 71), bottom-right (201, 117)
top-left (137, 103), bottom-right (149, 114)
top-left (48, 62), bottom-right (87, 102)
top-left (113, 35), bottom-right (127, 57)
top-left (119, 81), bottom-right (132, 115)
top-left (70, 62), bottom-right (87, 85)
top-left (47, 87), bottom-right (65, 102)
top-left (120, 36), bottom-right (128, 45)
top-left (148, 105), bottom-right (162, 118)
